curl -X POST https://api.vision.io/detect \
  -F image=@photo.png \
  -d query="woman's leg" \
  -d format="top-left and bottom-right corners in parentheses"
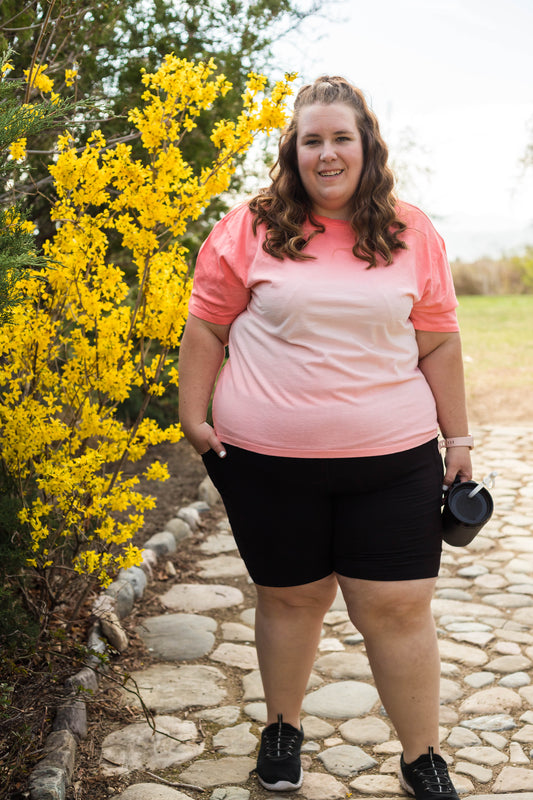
top-left (336, 574), bottom-right (440, 763)
top-left (255, 573), bottom-right (339, 729)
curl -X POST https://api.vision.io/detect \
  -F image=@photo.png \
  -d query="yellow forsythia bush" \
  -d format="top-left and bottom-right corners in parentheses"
top-left (0, 56), bottom-right (295, 592)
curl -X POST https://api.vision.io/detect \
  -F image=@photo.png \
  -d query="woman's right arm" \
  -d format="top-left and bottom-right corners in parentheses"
top-left (178, 313), bottom-right (231, 456)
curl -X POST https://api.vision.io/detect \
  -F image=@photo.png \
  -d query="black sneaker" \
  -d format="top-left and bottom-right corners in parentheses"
top-left (255, 714), bottom-right (304, 791)
top-left (400, 747), bottom-right (460, 800)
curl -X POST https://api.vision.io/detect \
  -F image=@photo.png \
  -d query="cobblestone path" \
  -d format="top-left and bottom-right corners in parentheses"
top-left (99, 425), bottom-right (533, 800)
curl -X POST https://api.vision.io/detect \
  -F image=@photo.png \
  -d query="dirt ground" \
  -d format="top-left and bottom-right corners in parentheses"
top-left (465, 376), bottom-right (533, 426)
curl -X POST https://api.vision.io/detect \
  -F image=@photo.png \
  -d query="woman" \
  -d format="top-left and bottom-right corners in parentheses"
top-left (178, 75), bottom-right (472, 797)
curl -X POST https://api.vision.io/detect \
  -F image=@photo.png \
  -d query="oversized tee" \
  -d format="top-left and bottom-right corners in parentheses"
top-left (188, 201), bottom-right (459, 457)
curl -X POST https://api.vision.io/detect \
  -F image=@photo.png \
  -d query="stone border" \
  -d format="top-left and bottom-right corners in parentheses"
top-left (28, 475), bottom-right (220, 800)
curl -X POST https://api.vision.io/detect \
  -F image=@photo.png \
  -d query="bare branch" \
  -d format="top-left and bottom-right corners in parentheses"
top-left (24, 0), bottom-right (57, 103)
top-left (143, 772), bottom-right (205, 792)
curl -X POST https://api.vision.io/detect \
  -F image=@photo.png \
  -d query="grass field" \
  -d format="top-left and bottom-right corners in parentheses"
top-left (456, 295), bottom-right (533, 424)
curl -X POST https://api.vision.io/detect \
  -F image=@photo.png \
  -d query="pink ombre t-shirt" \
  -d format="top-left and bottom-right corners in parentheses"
top-left (188, 201), bottom-right (459, 457)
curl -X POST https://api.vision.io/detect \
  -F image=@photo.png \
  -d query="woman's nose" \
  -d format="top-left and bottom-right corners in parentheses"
top-left (319, 141), bottom-right (336, 160)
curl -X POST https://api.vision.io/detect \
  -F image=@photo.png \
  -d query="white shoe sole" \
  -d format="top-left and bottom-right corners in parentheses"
top-left (399, 773), bottom-right (415, 795)
top-left (257, 767), bottom-right (304, 791)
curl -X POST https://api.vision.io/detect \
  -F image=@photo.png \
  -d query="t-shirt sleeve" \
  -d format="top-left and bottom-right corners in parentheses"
top-left (409, 216), bottom-right (459, 332)
top-left (188, 210), bottom-right (251, 325)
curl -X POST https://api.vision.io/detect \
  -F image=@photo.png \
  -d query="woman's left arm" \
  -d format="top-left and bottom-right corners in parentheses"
top-left (416, 330), bottom-right (473, 487)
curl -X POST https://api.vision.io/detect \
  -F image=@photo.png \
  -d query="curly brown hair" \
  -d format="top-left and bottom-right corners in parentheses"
top-left (249, 75), bottom-right (407, 267)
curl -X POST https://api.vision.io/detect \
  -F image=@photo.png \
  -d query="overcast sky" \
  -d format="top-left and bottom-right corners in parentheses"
top-left (272, 0), bottom-right (533, 260)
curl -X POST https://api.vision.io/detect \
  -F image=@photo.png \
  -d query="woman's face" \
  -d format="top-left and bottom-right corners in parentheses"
top-left (296, 101), bottom-right (364, 220)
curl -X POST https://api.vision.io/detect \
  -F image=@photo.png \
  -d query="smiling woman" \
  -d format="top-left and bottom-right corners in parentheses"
top-left (296, 102), bottom-right (364, 219)
top-left (178, 75), bottom-right (472, 797)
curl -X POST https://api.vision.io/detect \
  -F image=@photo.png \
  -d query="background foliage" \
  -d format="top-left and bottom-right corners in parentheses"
top-left (0, 0), bottom-right (322, 255)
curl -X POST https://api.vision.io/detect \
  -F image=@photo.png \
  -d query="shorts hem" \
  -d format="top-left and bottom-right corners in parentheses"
top-left (334, 564), bottom-right (441, 583)
top-left (251, 569), bottom-right (335, 589)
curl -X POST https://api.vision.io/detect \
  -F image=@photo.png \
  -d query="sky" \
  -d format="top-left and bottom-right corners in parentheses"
top-left (271, 0), bottom-right (533, 261)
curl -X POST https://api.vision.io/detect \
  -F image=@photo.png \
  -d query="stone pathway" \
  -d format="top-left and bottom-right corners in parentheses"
top-left (100, 425), bottom-right (533, 800)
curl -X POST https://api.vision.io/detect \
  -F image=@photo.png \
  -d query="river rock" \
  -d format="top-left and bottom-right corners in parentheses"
top-left (198, 475), bottom-right (222, 506)
top-left (438, 640), bottom-right (489, 666)
top-left (461, 714), bottom-right (516, 731)
top-left (317, 744), bottom-right (376, 776)
top-left (447, 727), bottom-right (482, 748)
top-left (300, 772), bottom-right (347, 799)
top-left (459, 687), bottom-right (522, 714)
top-left (117, 566), bottom-right (147, 599)
top-left (109, 785), bottom-right (193, 800)
top-left (200, 534), bottom-right (238, 555)
top-left (164, 517), bottom-right (193, 543)
top-left (178, 757), bottom-right (256, 787)
top-left (455, 762), bottom-right (493, 783)
top-left (493, 767), bottom-right (533, 792)
top-left (210, 789), bottom-right (250, 800)
top-left (144, 531), bottom-right (176, 556)
top-left (349, 774), bottom-right (403, 794)
top-left (197, 555), bottom-right (248, 579)
top-left (339, 717), bottom-right (391, 745)
top-left (137, 613), bottom-right (217, 660)
top-left (302, 681), bottom-right (379, 719)
top-left (212, 723), bottom-right (257, 755)
top-left (100, 716), bottom-right (203, 775)
top-left (454, 745), bottom-right (509, 765)
top-left (105, 580), bottom-right (135, 618)
top-left (121, 664), bottom-right (227, 712)
top-left (160, 584), bottom-right (244, 612)
top-left (314, 652), bottom-right (372, 680)
top-left (210, 643), bottom-right (258, 670)
top-left (486, 655), bottom-right (532, 673)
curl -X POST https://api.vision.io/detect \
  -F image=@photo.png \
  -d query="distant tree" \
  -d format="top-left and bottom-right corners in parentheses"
top-left (387, 125), bottom-right (433, 207)
top-left (512, 246), bottom-right (533, 291)
top-left (522, 115), bottom-right (533, 170)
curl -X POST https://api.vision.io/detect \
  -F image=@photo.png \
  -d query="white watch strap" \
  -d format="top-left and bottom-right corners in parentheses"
top-left (439, 435), bottom-right (474, 450)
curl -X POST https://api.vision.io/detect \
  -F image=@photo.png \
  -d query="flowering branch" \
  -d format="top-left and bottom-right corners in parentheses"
top-left (0, 54), bottom-right (295, 614)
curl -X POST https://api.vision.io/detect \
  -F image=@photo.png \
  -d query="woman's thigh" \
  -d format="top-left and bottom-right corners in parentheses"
top-left (331, 439), bottom-right (444, 581)
top-left (201, 445), bottom-right (335, 587)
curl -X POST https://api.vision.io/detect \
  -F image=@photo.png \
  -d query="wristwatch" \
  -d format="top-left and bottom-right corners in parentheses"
top-left (438, 435), bottom-right (474, 450)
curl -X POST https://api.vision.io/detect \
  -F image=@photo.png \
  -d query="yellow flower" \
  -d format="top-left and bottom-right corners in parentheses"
top-left (143, 461), bottom-right (170, 481)
top-left (65, 68), bottom-right (78, 87)
top-left (9, 138), bottom-right (27, 161)
top-left (24, 64), bottom-right (54, 94)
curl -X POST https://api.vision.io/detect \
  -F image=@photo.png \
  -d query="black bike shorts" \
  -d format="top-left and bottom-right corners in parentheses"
top-left (201, 438), bottom-right (444, 587)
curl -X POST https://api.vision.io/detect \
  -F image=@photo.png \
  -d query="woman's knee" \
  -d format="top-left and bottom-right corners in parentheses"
top-left (338, 576), bottom-right (436, 636)
top-left (256, 573), bottom-right (338, 614)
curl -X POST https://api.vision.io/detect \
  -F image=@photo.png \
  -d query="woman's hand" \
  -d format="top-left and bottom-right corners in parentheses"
top-left (443, 445), bottom-right (472, 488)
top-left (184, 420), bottom-right (226, 458)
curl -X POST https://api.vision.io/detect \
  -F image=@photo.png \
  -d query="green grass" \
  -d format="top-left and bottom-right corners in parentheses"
top-left (456, 295), bottom-right (533, 423)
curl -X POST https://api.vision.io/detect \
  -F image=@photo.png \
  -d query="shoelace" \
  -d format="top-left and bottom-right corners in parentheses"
top-left (411, 747), bottom-right (454, 794)
top-left (263, 714), bottom-right (301, 760)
